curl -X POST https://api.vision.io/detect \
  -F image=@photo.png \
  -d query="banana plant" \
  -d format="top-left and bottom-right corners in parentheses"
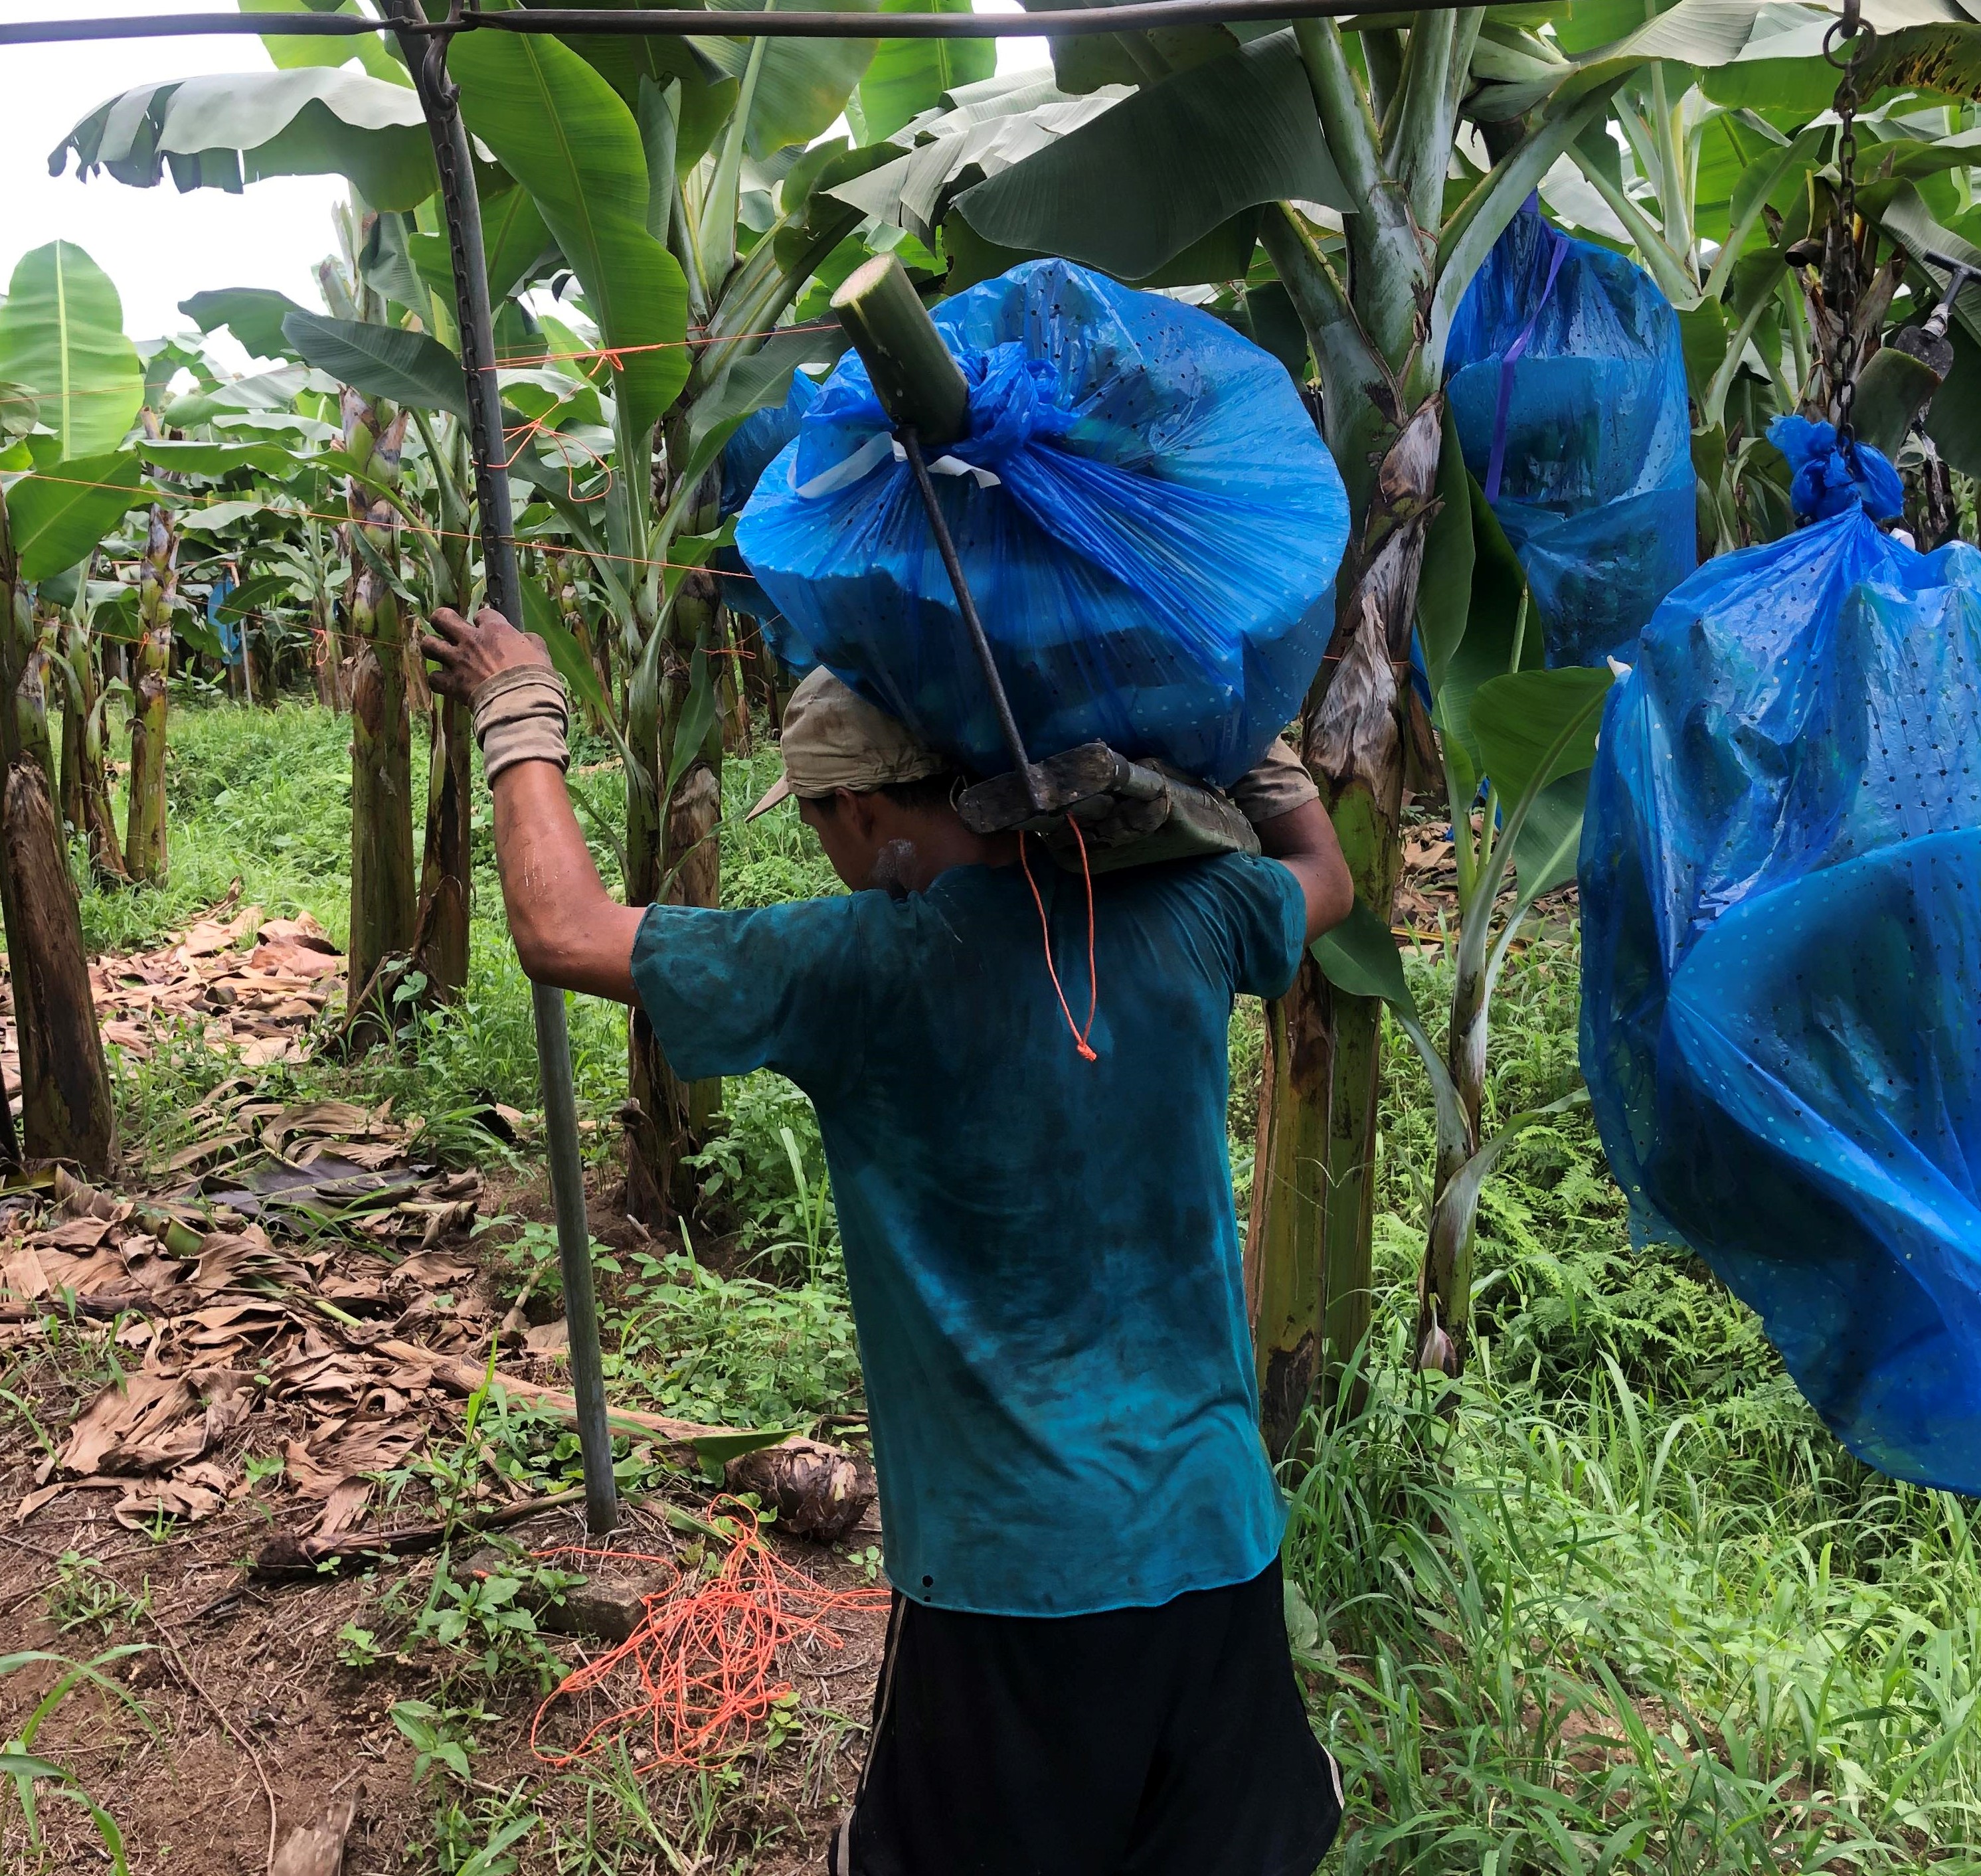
top-left (1341, 442), bottom-right (1608, 1373)
top-left (51, 0), bottom-right (975, 1213)
top-left (0, 457), bottom-right (123, 1171)
top-left (0, 242), bottom-right (157, 875)
top-left (175, 206), bottom-right (487, 1019)
top-left (52, 41), bottom-right (479, 1012)
top-left (448, 11), bottom-right (896, 1223)
top-left (124, 501), bottom-right (180, 886)
top-left (50, 581), bottom-right (131, 883)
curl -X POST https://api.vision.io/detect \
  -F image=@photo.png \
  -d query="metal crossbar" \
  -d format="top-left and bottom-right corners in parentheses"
top-left (5, 0), bottom-right (1486, 46)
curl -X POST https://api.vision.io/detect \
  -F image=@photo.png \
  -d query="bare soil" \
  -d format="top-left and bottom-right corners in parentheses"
top-left (0, 1166), bottom-right (889, 1876)
top-left (1, 912), bottom-right (886, 1875)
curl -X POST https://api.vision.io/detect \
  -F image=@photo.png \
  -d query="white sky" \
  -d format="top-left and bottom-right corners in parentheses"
top-left (1, 0), bottom-right (348, 359)
top-left (0, 0), bottom-right (1050, 361)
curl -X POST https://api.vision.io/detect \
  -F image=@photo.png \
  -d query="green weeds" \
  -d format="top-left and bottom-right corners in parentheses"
top-left (684, 1072), bottom-right (837, 1276)
top-left (42, 1556), bottom-right (150, 1638)
top-left (1, 1647), bottom-right (151, 1875)
top-left (392, 1696), bottom-right (496, 1790)
top-left (608, 1247), bottom-right (861, 1430)
top-left (1280, 938), bottom-right (1981, 1871)
top-left (408, 1555), bottom-right (585, 1694)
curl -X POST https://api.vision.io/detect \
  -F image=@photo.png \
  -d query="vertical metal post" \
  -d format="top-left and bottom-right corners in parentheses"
top-left (391, 1), bottom-right (618, 1534)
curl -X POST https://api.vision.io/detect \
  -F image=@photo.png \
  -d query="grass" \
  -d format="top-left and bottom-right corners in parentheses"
top-left (57, 693), bottom-right (1981, 1871)
top-left (1286, 942), bottom-right (1981, 1872)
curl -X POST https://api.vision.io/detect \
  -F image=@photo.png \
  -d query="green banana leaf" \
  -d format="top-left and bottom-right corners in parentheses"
top-left (1510, 771), bottom-right (1592, 905)
top-left (1707, 13), bottom-right (1981, 114)
top-left (450, 29), bottom-right (691, 439)
top-left (1470, 666), bottom-right (1614, 811)
top-left (50, 69), bottom-right (440, 211)
top-left (179, 287), bottom-right (313, 363)
top-left (240, 0), bottom-right (412, 84)
top-left (0, 244), bottom-right (143, 458)
top-left (281, 311), bottom-right (470, 419)
top-left (693, 0), bottom-right (881, 159)
top-left (854, 0), bottom-right (997, 143)
top-left (953, 32), bottom-right (1349, 282)
top-left (1311, 898), bottom-right (1421, 1020)
top-left (7, 452), bottom-right (147, 584)
top-left (132, 438), bottom-right (299, 477)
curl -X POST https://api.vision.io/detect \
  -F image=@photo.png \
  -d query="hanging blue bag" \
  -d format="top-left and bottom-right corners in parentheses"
top-left (734, 258), bottom-right (1350, 787)
top-left (1445, 202), bottom-right (1695, 669)
top-left (1580, 416), bottom-right (1981, 1492)
top-left (717, 371), bottom-right (819, 630)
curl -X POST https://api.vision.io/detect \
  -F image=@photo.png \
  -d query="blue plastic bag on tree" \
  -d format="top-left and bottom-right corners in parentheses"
top-left (1580, 417), bottom-right (1981, 1492)
top-left (734, 258), bottom-right (1350, 786)
top-left (1445, 202), bottom-right (1695, 669)
top-left (717, 371), bottom-right (819, 630)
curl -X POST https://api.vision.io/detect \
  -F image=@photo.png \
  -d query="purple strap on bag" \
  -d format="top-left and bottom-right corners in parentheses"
top-left (1484, 219), bottom-right (1569, 505)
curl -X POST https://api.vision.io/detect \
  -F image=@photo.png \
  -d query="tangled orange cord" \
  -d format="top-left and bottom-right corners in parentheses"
top-left (529, 1503), bottom-right (889, 1772)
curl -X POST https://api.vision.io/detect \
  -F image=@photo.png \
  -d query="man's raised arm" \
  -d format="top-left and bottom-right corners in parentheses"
top-left (1229, 741), bottom-right (1354, 943)
top-left (424, 605), bottom-right (644, 1003)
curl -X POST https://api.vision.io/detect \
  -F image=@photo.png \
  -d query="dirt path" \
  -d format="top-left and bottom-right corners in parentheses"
top-left (0, 1490), bottom-right (889, 1873)
top-left (1, 908), bottom-right (887, 1874)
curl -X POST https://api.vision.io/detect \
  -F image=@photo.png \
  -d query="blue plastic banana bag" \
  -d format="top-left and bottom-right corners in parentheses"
top-left (734, 258), bottom-right (1350, 786)
top-left (1446, 203), bottom-right (1695, 669)
top-left (1580, 417), bottom-right (1981, 1491)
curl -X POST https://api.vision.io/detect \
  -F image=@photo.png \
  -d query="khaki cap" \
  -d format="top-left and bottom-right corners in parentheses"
top-left (745, 667), bottom-right (950, 820)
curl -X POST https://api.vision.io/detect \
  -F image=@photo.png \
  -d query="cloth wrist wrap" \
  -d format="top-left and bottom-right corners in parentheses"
top-left (471, 665), bottom-right (570, 784)
top-left (1226, 736), bottom-right (1320, 825)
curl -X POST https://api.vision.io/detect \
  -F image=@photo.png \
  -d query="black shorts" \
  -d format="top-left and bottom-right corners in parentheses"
top-left (831, 1557), bottom-right (1343, 1876)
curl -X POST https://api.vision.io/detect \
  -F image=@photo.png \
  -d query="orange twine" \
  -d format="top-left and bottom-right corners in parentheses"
top-left (1018, 817), bottom-right (1102, 1063)
top-left (528, 1503), bottom-right (888, 1772)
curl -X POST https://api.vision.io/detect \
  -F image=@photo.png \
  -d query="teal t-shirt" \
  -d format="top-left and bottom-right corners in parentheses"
top-left (631, 851), bottom-right (1306, 1617)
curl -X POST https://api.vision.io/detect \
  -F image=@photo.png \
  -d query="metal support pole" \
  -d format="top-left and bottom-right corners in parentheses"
top-left (390, 0), bottom-right (618, 1535)
top-left (899, 429), bottom-right (1051, 814)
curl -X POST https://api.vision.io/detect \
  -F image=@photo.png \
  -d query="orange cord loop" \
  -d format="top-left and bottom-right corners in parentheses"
top-left (527, 1501), bottom-right (887, 1773)
top-left (1017, 817), bottom-right (1100, 1063)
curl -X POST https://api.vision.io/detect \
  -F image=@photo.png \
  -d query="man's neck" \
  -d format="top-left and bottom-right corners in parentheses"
top-left (879, 810), bottom-right (1020, 895)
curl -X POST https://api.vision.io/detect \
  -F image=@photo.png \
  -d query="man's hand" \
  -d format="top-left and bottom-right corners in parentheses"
top-left (423, 605), bottom-right (552, 703)
top-left (423, 603), bottom-right (642, 1003)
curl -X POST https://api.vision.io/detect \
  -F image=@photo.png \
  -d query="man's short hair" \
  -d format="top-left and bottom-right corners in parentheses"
top-left (872, 772), bottom-right (959, 814)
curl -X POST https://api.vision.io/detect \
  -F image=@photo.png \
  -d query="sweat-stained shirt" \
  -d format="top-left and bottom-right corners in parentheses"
top-left (630, 850), bottom-right (1306, 1618)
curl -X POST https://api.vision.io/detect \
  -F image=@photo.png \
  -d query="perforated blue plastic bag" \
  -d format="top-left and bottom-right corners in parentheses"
top-left (734, 259), bottom-right (1350, 786)
top-left (1446, 203), bottom-right (1695, 669)
top-left (1581, 420), bottom-right (1981, 1491)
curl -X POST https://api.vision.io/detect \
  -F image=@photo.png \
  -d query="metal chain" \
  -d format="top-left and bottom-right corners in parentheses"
top-left (1823, 0), bottom-right (1875, 450)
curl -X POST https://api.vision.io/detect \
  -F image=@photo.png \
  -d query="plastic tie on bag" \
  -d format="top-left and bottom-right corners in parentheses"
top-left (1769, 414), bottom-right (1904, 522)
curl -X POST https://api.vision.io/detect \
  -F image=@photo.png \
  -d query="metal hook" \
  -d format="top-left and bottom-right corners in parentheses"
top-left (1824, 0), bottom-right (1873, 68)
top-left (422, 0), bottom-right (463, 104)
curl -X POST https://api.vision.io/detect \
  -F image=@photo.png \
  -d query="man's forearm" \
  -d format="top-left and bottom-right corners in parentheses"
top-left (491, 763), bottom-right (644, 1001)
top-left (1255, 798), bottom-right (1354, 943)
top-left (491, 762), bottom-right (644, 1002)
top-left (424, 604), bottom-right (646, 1003)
